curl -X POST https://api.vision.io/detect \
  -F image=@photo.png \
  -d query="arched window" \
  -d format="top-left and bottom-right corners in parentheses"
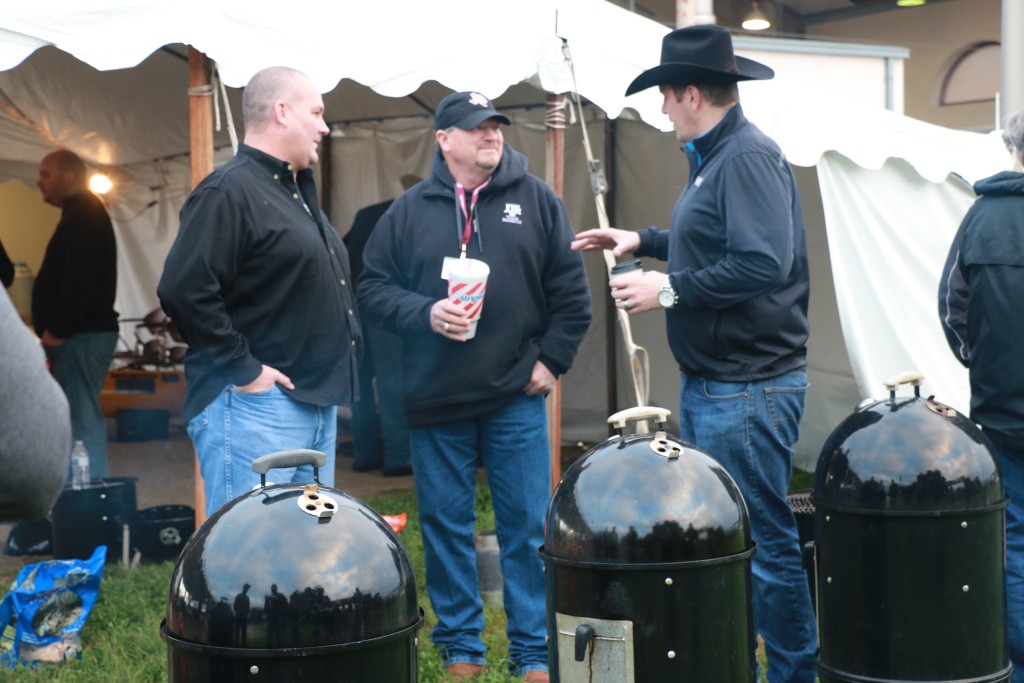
top-left (940, 41), bottom-right (999, 106)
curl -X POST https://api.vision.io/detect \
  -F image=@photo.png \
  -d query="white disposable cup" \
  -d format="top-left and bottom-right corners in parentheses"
top-left (447, 258), bottom-right (490, 339)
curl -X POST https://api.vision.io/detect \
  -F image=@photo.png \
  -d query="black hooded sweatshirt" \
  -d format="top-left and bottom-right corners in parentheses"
top-left (357, 144), bottom-right (591, 427)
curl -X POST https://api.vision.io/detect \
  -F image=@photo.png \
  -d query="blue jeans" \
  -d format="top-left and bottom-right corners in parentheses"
top-left (350, 323), bottom-right (410, 470)
top-left (187, 384), bottom-right (337, 517)
top-left (679, 368), bottom-right (817, 683)
top-left (409, 393), bottom-right (548, 676)
top-left (47, 331), bottom-right (117, 480)
top-left (351, 337), bottom-right (383, 468)
top-left (369, 324), bottom-right (410, 470)
top-left (991, 440), bottom-right (1024, 682)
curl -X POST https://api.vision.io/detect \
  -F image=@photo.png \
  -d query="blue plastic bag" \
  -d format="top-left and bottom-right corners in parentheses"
top-left (0, 545), bottom-right (106, 666)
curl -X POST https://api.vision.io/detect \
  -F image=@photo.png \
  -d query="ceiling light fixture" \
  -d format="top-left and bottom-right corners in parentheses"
top-left (89, 173), bottom-right (112, 195)
top-left (742, 1), bottom-right (771, 31)
top-left (897, 0), bottom-right (926, 6)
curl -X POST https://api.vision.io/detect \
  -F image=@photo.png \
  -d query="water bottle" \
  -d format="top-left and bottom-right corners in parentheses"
top-left (71, 440), bottom-right (91, 489)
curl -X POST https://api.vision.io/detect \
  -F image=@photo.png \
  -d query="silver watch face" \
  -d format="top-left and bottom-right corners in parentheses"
top-left (658, 288), bottom-right (675, 308)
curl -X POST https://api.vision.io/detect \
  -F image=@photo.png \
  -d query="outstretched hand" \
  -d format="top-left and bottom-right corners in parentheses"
top-left (570, 227), bottom-right (640, 257)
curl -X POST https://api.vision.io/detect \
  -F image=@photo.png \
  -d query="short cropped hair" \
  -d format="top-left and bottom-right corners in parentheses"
top-left (1003, 108), bottom-right (1024, 154)
top-left (242, 66), bottom-right (307, 134)
top-left (48, 150), bottom-right (86, 178)
top-left (671, 82), bottom-right (739, 108)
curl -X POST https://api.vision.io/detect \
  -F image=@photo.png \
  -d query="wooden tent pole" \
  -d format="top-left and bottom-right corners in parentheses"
top-left (188, 47), bottom-right (214, 525)
top-left (544, 93), bottom-right (566, 492)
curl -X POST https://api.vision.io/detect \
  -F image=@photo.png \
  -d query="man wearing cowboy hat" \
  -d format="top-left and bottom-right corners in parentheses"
top-left (572, 25), bottom-right (815, 683)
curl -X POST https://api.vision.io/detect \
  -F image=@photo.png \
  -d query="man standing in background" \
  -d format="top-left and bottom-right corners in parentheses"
top-left (33, 150), bottom-right (118, 480)
top-left (343, 173), bottom-right (419, 477)
top-left (0, 238), bottom-right (13, 288)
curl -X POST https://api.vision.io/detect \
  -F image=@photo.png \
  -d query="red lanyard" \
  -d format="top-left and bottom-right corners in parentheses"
top-left (455, 180), bottom-right (489, 257)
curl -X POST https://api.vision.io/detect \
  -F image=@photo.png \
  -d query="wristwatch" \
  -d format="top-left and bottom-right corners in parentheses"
top-left (658, 276), bottom-right (678, 309)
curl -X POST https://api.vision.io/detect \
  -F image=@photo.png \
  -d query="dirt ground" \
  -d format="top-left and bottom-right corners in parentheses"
top-left (0, 417), bottom-right (417, 580)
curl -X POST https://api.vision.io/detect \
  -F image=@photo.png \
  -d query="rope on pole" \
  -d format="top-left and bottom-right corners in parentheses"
top-left (559, 38), bottom-right (651, 411)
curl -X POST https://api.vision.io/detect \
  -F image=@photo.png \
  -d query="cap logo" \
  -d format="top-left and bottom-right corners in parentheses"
top-left (468, 92), bottom-right (490, 107)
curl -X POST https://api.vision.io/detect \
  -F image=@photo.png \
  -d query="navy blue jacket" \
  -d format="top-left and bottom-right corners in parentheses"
top-left (357, 144), bottom-right (591, 427)
top-left (938, 171), bottom-right (1024, 445)
top-left (635, 104), bottom-right (809, 381)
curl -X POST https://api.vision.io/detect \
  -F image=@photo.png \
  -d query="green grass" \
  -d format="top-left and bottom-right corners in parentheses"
top-left (791, 466), bottom-right (814, 491)
top-left (1, 559), bottom-right (169, 681)
top-left (0, 484), bottom-right (517, 682)
top-left (0, 469), bottom-right (814, 681)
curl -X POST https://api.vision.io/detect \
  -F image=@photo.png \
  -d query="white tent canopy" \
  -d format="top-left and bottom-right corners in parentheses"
top-left (0, 1), bottom-right (1012, 467)
top-left (0, 0), bottom-right (673, 168)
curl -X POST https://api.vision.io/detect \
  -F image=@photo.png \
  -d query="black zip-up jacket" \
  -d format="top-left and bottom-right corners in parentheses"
top-left (0, 239), bottom-right (13, 288)
top-left (158, 144), bottom-right (361, 422)
top-left (938, 170), bottom-right (1024, 445)
top-left (635, 104), bottom-right (809, 381)
top-left (31, 190), bottom-right (118, 338)
top-left (357, 145), bottom-right (591, 427)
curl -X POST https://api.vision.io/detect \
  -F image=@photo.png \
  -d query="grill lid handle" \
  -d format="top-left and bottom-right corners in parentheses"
top-left (607, 406), bottom-right (671, 434)
top-left (883, 371), bottom-right (924, 400)
top-left (251, 449), bottom-right (327, 488)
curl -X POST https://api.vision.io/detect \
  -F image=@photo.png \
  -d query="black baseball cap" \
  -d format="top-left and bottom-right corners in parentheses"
top-left (435, 91), bottom-right (511, 131)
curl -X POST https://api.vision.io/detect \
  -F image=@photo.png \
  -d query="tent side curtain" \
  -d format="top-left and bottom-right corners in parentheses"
top-left (816, 151), bottom-right (975, 414)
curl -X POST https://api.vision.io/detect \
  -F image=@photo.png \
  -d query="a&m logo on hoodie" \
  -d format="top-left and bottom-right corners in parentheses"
top-left (502, 203), bottom-right (522, 224)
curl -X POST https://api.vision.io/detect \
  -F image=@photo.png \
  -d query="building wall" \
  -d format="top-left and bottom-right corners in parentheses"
top-left (737, 39), bottom-right (905, 113)
top-left (0, 179), bottom-right (58, 274)
top-left (611, 0), bottom-right (1000, 132)
top-left (807, 0), bottom-right (1000, 131)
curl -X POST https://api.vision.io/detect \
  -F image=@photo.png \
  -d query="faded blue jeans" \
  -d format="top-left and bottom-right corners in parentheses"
top-left (990, 440), bottom-right (1024, 683)
top-left (47, 331), bottom-right (117, 480)
top-left (187, 384), bottom-right (337, 517)
top-left (679, 367), bottom-right (817, 683)
top-left (409, 393), bottom-right (549, 677)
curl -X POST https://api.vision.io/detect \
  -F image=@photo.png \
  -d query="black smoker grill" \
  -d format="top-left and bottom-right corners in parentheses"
top-left (541, 407), bottom-right (755, 682)
top-left (814, 372), bottom-right (1011, 683)
top-left (51, 476), bottom-right (137, 561)
top-left (160, 450), bottom-right (423, 681)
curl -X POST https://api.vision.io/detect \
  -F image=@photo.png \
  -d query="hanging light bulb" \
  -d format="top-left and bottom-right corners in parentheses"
top-left (742, 1), bottom-right (771, 31)
top-left (89, 173), bottom-right (112, 195)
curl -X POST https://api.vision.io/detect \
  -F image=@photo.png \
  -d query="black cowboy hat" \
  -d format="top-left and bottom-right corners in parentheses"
top-left (626, 24), bottom-right (774, 96)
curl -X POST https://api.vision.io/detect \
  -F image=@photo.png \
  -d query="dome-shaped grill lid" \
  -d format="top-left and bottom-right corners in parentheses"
top-left (814, 372), bottom-right (1004, 513)
top-left (165, 451), bottom-right (419, 650)
top-left (545, 407), bottom-right (751, 565)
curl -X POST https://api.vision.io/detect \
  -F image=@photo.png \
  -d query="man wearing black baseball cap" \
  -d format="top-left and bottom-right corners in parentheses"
top-left (434, 90), bottom-right (512, 131)
top-left (358, 91), bottom-right (591, 682)
top-left (572, 25), bottom-right (815, 683)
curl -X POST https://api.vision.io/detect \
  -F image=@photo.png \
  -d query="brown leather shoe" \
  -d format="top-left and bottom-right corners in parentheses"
top-left (523, 671), bottom-right (550, 683)
top-left (446, 662), bottom-right (486, 680)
